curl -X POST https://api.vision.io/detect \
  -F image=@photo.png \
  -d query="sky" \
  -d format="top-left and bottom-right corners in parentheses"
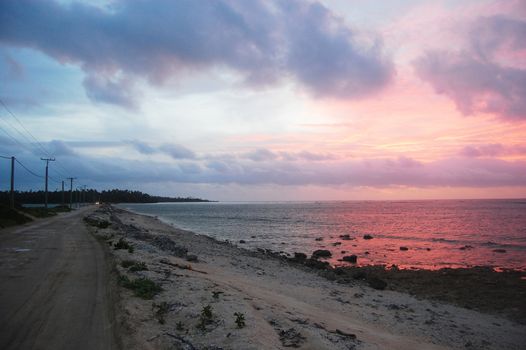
top-left (0, 0), bottom-right (525, 201)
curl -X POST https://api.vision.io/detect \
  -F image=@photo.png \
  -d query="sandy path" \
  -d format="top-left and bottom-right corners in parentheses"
top-left (0, 207), bottom-right (118, 350)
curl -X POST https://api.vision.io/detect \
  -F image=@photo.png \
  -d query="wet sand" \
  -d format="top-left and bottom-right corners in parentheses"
top-left (85, 204), bottom-right (526, 350)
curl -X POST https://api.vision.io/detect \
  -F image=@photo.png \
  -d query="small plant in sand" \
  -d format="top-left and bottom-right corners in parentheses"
top-left (153, 301), bottom-right (170, 324)
top-left (176, 321), bottom-right (185, 331)
top-left (196, 305), bottom-right (214, 331)
top-left (212, 291), bottom-right (223, 299)
top-left (121, 260), bottom-right (148, 271)
top-left (130, 261), bottom-right (148, 272)
top-left (118, 275), bottom-right (162, 299)
top-left (234, 312), bottom-right (246, 328)
top-left (114, 238), bottom-right (133, 252)
top-left (121, 260), bottom-right (136, 268)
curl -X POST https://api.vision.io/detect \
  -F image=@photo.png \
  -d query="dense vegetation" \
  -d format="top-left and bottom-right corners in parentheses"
top-left (0, 189), bottom-right (211, 205)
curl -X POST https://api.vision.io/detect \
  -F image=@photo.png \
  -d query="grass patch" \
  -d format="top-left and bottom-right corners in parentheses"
top-left (121, 260), bottom-right (148, 271)
top-left (118, 275), bottom-right (162, 299)
top-left (114, 238), bottom-right (134, 253)
top-left (0, 204), bottom-right (33, 228)
top-left (22, 207), bottom-right (57, 218)
top-left (153, 301), bottom-right (170, 324)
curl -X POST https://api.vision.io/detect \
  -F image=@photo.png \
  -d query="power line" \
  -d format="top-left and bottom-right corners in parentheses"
top-left (0, 99), bottom-right (54, 159)
top-left (0, 99), bottom-right (74, 179)
top-left (15, 158), bottom-right (44, 179)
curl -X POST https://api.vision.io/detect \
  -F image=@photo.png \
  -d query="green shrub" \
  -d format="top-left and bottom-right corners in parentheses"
top-left (118, 275), bottom-right (162, 299)
top-left (234, 312), bottom-right (246, 328)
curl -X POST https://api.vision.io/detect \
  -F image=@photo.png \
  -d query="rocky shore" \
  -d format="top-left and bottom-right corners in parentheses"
top-left (84, 204), bottom-right (526, 349)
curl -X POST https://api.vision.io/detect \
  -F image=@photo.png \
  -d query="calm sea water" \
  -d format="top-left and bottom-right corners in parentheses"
top-left (118, 200), bottom-right (526, 270)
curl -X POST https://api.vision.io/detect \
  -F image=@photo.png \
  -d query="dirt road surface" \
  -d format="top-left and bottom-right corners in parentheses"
top-left (0, 206), bottom-right (118, 350)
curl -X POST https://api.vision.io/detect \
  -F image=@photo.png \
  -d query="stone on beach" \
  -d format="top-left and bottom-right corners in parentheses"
top-left (342, 255), bottom-right (358, 263)
top-left (293, 252), bottom-right (307, 260)
top-left (399, 246), bottom-right (409, 251)
top-left (363, 234), bottom-right (373, 240)
top-left (339, 234), bottom-right (352, 240)
top-left (311, 249), bottom-right (332, 259)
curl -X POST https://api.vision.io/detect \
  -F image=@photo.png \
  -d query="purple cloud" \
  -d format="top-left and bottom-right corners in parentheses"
top-left (159, 143), bottom-right (196, 160)
top-left (0, 0), bottom-right (393, 107)
top-left (414, 15), bottom-right (526, 120)
top-left (460, 143), bottom-right (526, 158)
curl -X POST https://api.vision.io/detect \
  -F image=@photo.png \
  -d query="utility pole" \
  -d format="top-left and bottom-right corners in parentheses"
top-left (40, 158), bottom-right (55, 209)
top-left (67, 177), bottom-right (76, 209)
top-left (61, 180), bottom-right (65, 206)
top-left (10, 156), bottom-right (15, 209)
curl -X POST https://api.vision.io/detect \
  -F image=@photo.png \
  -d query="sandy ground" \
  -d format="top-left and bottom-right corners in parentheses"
top-left (86, 205), bottom-right (525, 350)
top-left (0, 206), bottom-right (118, 350)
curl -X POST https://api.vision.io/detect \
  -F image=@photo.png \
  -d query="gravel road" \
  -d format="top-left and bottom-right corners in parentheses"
top-left (0, 206), bottom-right (118, 350)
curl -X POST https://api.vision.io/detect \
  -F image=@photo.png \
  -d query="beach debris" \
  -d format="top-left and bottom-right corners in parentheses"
top-left (339, 234), bottom-right (352, 240)
top-left (278, 328), bottom-right (306, 348)
top-left (164, 333), bottom-right (197, 350)
top-left (493, 249), bottom-right (507, 253)
top-left (342, 255), bottom-right (358, 263)
top-left (363, 234), bottom-right (374, 240)
top-left (159, 258), bottom-right (208, 274)
top-left (186, 254), bottom-right (198, 262)
top-left (368, 277), bottom-right (387, 290)
top-left (399, 246), bottom-right (409, 251)
top-left (311, 249), bottom-right (332, 259)
top-left (335, 328), bottom-right (357, 339)
top-left (152, 236), bottom-right (188, 257)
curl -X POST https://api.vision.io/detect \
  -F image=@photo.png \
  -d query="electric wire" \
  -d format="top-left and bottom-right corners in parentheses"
top-left (15, 158), bottom-right (45, 179)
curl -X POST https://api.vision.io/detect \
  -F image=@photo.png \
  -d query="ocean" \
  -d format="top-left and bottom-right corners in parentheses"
top-left (118, 199), bottom-right (526, 270)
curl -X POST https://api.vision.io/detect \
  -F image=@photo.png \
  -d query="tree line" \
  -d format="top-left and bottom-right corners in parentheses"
top-left (0, 189), bottom-right (211, 205)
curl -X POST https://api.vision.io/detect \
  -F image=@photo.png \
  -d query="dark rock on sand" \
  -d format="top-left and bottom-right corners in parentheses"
top-left (342, 255), bottom-right (358, 263)
top-left (399, 246), bottom-right (409, 251)
top-left (493, 249), bottom-right (506, 253)
top-left (368, 277), bottom-right (387, 290)
top-left (460, 245), bottom-right (473, 250)
top-left (353, 271), bottom-right (367, 280)
top-left (339, 234), bottom-right (352, 240)
top-left (239, 240), bottom-right (246, 244)
top-left (186, 254), bottom-right (198, 262)
top-left (293, 252), bottom-right (307, 260)
top-left (332, 242), bottom-right (342, 246)
top-left (315, 237), bottom-right (323, 241)
top-left (363, 234), bottom-right (373, 240)
top-left (312, 249), bottom-right (332, 259)
top-left (305, 258), bottom-right (330, 270)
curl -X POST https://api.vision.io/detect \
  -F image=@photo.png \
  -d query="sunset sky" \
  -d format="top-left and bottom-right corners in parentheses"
top-left (1, 0), bottom-right (525, 200)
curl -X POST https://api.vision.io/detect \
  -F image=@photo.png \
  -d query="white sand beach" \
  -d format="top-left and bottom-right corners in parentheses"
top-left (84, 205), bottom-right (525, 350)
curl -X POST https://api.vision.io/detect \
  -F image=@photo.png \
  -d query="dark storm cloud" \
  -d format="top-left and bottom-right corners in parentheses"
top-left (0, 0), bottom-right (393, 107)
top-left (415, 15), bottom-right (526, 120)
